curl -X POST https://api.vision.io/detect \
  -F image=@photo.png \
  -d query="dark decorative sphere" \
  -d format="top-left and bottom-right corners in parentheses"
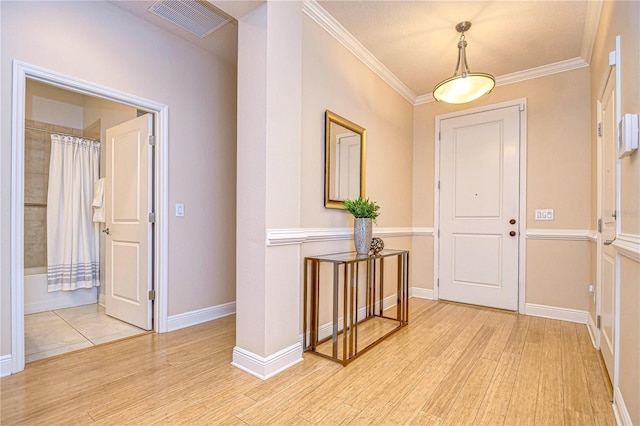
top-left (370, 237), bottom-right (384, 254)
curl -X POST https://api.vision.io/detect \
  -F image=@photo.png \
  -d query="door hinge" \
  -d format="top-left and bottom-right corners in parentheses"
top-left (597, 122), bottom-right (603, 137)
top-left (148, 290), bottom-right (156, 301)
top-left (149, 135), bottom-right (156, 146)
top-left (612, 210), bottom-right (617, 220)
top-left (438, 181), bottom-right (440, 190)
top-left (149, 212), bottom-right (156, 223)
top-left (596, 315), bottom-right (601, 329)
top-left (438, 131), bottom-right (441, 141)
top-left (437, 229), bottom-right (440, 238)
top-left (437, 279), bottom-right (440, 288)
top-left (597, 218), bottom-right (602, 233)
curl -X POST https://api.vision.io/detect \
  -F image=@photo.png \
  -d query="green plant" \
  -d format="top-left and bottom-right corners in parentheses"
top-left (343, 196), bottom-right (380, 222)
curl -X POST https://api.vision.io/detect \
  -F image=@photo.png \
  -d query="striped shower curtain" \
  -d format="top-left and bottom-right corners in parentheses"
top-left (47, 134), bottom-right (100, 291)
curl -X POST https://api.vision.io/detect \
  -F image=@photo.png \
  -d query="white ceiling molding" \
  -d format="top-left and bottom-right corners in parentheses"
top-left (581, 0), bottom-right (603, 63)
top-left (302, 1), bottom-right (417, 104)
top-left (494, 57), bottom-right (589, 87)
top-left (415, 93), bottom-right (435, 105)
top-left (305, 0), bottom-right (590, 108)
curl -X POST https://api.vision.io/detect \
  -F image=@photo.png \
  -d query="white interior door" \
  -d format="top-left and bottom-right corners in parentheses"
top-left (335, 133), bottom-right (361, 200)
top-left (439, 106), bottom-right (520, 310)
top-left (105, 114), bottom-right (153, 330)
top-left (599, 75), bottom-right (616, 385)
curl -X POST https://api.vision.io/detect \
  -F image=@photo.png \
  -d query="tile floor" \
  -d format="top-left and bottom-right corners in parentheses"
top-left (25, 304), bottom-right (146, 363)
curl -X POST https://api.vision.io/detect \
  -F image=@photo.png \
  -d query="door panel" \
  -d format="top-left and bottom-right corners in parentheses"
top-left (439, 106), bottom-right (520, 311)
top-left (599, 75), bottom-right (616, 384)
top-left (105, 114), bottom-right (153, 330)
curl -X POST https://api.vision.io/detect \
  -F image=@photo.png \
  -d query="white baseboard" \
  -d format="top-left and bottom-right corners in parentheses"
top-left (231, 343), bottom-right (303, 380)
top-left (1, 354), bottom-right (12, 377)
top-left (525, 303), bottom-right (588, 324)
top-left (613, 386), bottom-right (632, 426)
top-left (586, 312), bottom-right (599, 349)
top-left (411, 287), bottom-right (434, 300)
top-left (167, 302), bottom-right (235, 332)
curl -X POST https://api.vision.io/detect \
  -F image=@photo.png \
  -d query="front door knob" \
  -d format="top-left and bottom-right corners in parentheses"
top-left (102, 228), bottom-right (110, 235)
top-left (509, 231), bottom-right (517, 237)
top-left (509, 219), bottom-right (516, 224)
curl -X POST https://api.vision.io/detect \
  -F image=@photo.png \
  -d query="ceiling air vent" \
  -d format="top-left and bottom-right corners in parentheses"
top-left (148, 0), bottom-right (231, 38)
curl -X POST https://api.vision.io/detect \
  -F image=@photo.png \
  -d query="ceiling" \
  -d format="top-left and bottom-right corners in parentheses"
top-left (110, 1), bottom-right (599, 100)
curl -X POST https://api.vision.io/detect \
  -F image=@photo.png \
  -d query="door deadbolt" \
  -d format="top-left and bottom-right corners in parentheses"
top-left (509, 219), bottom-right (516, 224)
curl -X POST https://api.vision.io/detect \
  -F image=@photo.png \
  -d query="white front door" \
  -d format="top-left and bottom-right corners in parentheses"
top-left (439, 105), bottom-right (520, 310)
top-left (599, 74), bottom-right (617, 385)
top-left (105, 114), bottom-right (153, 330)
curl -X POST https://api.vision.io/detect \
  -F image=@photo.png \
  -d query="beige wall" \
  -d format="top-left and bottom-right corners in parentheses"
top-left (413, 68), bottom-right (592, 305)
top-left (589, 1), bottom-right (640, 423)
top-left (299, 14), bottom-right (416, 296)
top-left (301, 15), bottom-right (414, 231)
top-left (1, 1), bottom-right (237, 357)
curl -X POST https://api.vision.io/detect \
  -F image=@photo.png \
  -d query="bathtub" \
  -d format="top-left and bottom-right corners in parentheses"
top-left (24, 267), bottom-right (98, 314)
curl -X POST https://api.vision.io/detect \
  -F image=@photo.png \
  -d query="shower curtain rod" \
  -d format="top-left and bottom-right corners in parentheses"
top-left (24, 125), bottom-right (98, 141)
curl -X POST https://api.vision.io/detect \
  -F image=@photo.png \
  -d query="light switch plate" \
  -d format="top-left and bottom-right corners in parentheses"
top-left (176, 203), bottom-right (185, 217)
top-left (535, 209), bottom-right (554, 221)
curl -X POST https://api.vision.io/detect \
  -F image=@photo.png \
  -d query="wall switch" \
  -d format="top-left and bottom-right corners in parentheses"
top-left (588, 284), bottom-right (594, 295)
top-left (535, 209), bottom-right (554, 221)
top-left (176, 203), bottom-right (185, 217)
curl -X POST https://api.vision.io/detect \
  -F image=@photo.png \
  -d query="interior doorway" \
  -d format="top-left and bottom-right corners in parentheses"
top-left (434, 99), bottom-right (527, 312)
top-left (10, 61), bottom-right (169, 374)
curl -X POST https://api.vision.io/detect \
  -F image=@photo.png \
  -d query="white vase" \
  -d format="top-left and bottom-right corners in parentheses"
top-left (353, 218), bottom-right (372, 255)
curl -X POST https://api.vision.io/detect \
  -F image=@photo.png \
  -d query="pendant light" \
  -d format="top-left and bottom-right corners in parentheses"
top-left (433, 21), bottom-right (495, 104)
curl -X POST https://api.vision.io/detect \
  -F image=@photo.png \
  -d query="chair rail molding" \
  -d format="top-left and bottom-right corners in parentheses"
top-left (525, 228), bottom-right (592, 241)
top-left (266, 227), bottom-right (434, 246)
top-left (614, 233), bottom-right (640, 261)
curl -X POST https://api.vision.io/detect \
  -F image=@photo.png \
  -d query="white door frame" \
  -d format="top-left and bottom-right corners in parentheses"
top-left (10, 60), bottom-right (169, 374)
top-left (433, 98), bottom-right (528, 312)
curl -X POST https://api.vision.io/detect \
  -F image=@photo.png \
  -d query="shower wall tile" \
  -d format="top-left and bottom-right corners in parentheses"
top-left (25, 219), bottom-right (45, 245)
top-left (25, 243), bottom-right (46, 269)
top-left (24, 206), bottom-right (45, 222)
top-left (25, 148), bottom-right (46, 175)
top-left (25, 128), bottom-right (45, 151)
top-left (24, 172), bottom-right (46, 204)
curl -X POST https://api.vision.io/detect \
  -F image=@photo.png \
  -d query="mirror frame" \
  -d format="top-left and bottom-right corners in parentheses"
top-left (324, 110), bottom-right (366, 209)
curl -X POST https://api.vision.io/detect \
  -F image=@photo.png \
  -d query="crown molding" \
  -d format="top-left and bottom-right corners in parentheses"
top-left (496, 57), bottom-right (589, 87)
top-left (302, 0), bottom-right (416, 104)
top-left (303, 1), bottom-right (590, 107)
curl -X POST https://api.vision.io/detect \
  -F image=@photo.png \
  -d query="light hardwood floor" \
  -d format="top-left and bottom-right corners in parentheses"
top-left (1, 299), bottom-right (615, 425)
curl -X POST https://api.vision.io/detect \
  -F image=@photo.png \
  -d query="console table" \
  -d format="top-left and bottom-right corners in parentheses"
top-left (303, 249), bottom-right (409, 365)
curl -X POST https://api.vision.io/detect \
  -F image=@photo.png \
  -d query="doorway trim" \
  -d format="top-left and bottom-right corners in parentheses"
top-left (433, 98), bottom-right (528, 312)
top-left (10, 60), bottom-right (169, 374)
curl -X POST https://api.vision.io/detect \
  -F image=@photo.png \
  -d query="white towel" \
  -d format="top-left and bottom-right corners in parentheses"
top-left (92, 178), bottom-right (105, 207)
top-left (93, 207), bottom-right (105, 223)
top-left (92, 178), bottom-right (106, 223)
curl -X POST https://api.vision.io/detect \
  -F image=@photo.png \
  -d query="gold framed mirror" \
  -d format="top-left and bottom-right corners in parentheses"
top-left (324, 110), bottom-right (366, 209)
